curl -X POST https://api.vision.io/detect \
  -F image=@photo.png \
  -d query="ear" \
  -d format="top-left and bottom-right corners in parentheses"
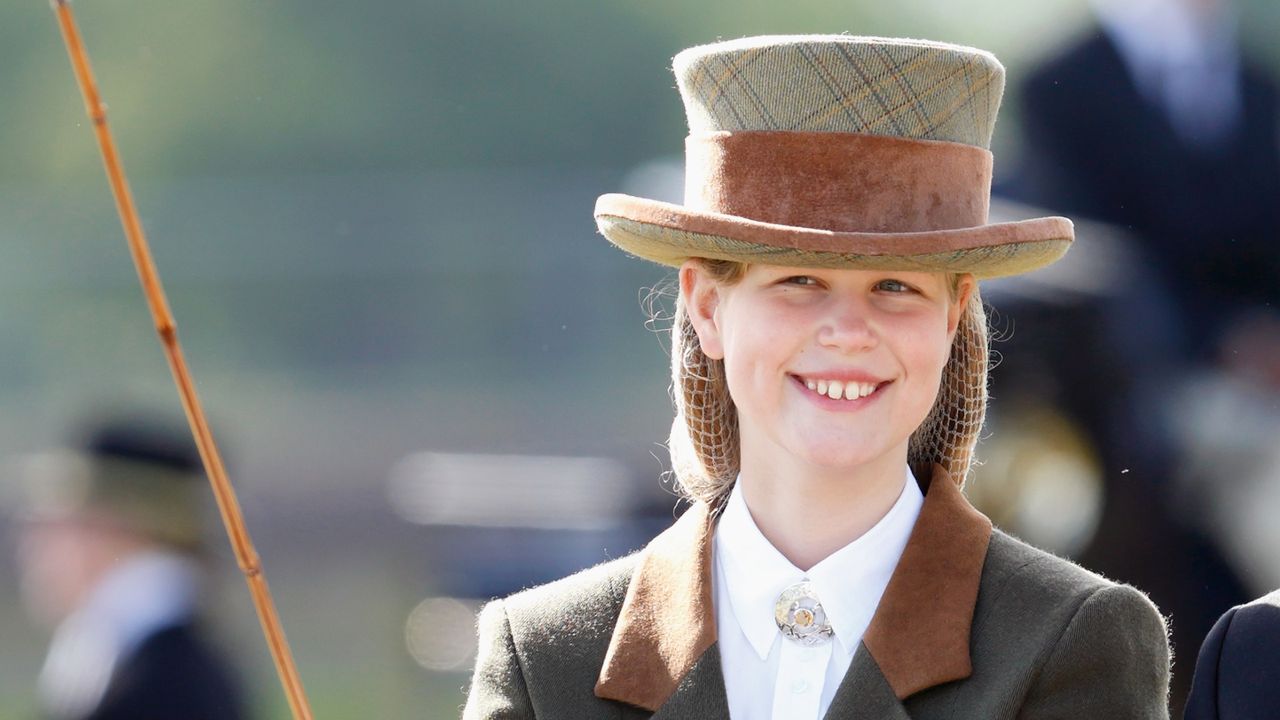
top-left (946, 274), bottom-right (975, 342)
top-left (679, 261), bottom-right (726, 360)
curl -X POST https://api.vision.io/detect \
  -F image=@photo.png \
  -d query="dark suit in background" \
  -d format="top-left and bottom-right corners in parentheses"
top-left (1007, 21), bottom-right (1276, 713)
top-left (1014, 30), bottom-right (1280, 356)
top-left (1184, 590), bottom-right (1280, 720)
top-left (9, 418), bottom-right (254, 720)
top-left (81, 621), bottom-right (248, 720)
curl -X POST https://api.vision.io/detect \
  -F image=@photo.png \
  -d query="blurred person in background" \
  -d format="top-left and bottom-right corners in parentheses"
top-left (8, 417), bottom-right (249, 720)
top-left (1016, 0), bottom-right (1280, 353)
top-left (1006, 0), bottom-right (1279, 708)
top-left (1184, 588), bottom-right (1280, 719)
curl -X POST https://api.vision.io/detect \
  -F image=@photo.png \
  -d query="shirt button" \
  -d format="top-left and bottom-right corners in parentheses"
top-left (791, 679), bottom-right (811, 694)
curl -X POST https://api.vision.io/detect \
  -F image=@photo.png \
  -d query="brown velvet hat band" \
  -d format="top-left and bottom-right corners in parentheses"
top-left (684, 131), bottom-right (993, 234)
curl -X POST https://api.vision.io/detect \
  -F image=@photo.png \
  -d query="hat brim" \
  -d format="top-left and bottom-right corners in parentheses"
top-left (595, 193), bottom-right (1073, 279)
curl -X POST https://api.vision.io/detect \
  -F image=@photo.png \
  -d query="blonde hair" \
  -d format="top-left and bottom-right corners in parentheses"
top-left (667, 260), bottom-right (988, 510)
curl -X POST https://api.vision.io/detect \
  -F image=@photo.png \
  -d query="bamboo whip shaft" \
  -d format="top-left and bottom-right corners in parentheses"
top-left (49, 2), bottom-right (314, 718)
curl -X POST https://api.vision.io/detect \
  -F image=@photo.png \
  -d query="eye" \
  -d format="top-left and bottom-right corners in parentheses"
top-left (780, 275), bottom-right (820, 287)
top-left (875, 278), bottom-right (915, 294)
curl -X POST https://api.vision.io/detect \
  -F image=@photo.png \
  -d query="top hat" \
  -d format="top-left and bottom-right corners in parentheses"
top-left (595, 35), bottom-right (1072, 277)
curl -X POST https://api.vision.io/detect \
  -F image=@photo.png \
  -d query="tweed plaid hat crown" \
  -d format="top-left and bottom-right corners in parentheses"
top-left (594, 35), bottom-right (1073, 276)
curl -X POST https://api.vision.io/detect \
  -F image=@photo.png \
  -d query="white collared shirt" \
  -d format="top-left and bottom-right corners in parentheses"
top-left (712, 466), bottom-right (924, 720)
top-left (38, 550), bottom-right (201, 720)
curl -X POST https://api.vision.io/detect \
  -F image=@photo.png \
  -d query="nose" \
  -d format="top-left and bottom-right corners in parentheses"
top-left (816, 298), bottom-right (878, 352)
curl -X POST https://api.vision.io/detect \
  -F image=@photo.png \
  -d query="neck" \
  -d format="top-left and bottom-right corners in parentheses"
top-left (736, 443), bottom-right (910, 571)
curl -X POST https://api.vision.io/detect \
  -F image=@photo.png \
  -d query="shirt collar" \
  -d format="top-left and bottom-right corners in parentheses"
top-left (60, 549), bottom-right (200, 657)
top-left (38, 550), bottom-right (200, 718)
top-left (714, 465), bottom-right (924, 659)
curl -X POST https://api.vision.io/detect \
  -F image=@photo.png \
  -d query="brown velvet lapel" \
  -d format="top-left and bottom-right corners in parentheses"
top-left (594, 502), bottom-right (717, 711)
top-left (862, 463), bottom-right (993, 698)
top-left (594, 463), bottom-right (993, 711)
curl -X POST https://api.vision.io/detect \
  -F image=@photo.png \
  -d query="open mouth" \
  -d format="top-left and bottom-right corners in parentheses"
top-left (791, 375), bottom-right (888, 402)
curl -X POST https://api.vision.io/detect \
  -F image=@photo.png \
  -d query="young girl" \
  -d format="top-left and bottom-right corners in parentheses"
top-left (465, 35), bottom-right (1171, 719)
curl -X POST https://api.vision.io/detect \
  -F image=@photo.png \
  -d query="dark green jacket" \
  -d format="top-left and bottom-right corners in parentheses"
top-left (464, 466), bottom-right (1170, 718)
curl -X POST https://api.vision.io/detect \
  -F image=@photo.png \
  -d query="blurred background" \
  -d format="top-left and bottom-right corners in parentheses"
top-left (2, 0), bottom-right (1279, 717)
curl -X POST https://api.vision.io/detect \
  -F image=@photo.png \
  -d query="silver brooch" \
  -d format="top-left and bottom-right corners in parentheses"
top-left (774, 581), bottom-right (834, 646)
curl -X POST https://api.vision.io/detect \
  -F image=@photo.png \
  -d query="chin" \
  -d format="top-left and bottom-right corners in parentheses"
top-left (787, 438), bottom-right (892, 471)
top-left (780, 416), bottom-right (917, 470)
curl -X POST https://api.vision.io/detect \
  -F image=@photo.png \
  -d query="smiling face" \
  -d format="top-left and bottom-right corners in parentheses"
top-left (681, 261), bottom-right (973, 477)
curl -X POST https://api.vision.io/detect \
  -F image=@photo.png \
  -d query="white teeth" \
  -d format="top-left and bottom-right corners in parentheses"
top-left (803, 378), bottom-right (880, 400)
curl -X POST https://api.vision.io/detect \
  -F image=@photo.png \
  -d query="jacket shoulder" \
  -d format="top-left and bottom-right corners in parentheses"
top-left (1238, 587), bottom-right (1280, 615)
top-left (983, 529), bottom-right (1116, 600)
top-left (964, 529), bottom-right (1170, 716)
top-left (1186, 589), bottom-right (1280, 718)
top-left (492, 553), bottom-right (640, 680)
top-left (981, 528), bottom-right (1166, 636)
top-left (466, 554), bottom-right (640, 718)
top-left (499, 552), bottom-right (639, 643)
top-left (1022, 32), bottom-right (1117, 98)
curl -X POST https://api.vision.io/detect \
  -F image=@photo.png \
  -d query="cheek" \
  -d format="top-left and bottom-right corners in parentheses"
top-left (898, 318), bottom-right (956, 397)
top-left (717, 307), bottom-right (800, 409)
top-left (721, 305), bottom-right (802, 372)
top-left (719, 335), bottom-right (772, 406)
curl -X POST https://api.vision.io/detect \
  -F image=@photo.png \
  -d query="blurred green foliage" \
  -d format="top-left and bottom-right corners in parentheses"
top-left (5, 0), bottom-right (1279, 181)
top-left (1, 0), bottom-right (1104, 182)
